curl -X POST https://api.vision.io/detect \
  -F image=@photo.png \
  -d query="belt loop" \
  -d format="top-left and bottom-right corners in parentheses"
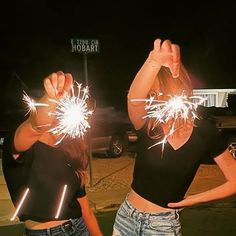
top-left (46, 228), bottom-right (52, 236)
top-left (60, 224), bottom-right (66, 233)
top-left (129, 207), bottom-right (135, 217)
top-left (175, 210), bottom-right (180, 220)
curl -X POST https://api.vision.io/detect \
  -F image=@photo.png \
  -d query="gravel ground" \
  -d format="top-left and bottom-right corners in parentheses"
top-left (86, 153), bottom-right (135, 193)
top-left (86, 152), bottom-right (226, 195)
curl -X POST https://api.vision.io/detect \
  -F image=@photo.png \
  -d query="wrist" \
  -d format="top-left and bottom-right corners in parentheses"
top-left (146, 52), bottom-right (161, 68)
top-left (29, 117), bottom-right (51, 133)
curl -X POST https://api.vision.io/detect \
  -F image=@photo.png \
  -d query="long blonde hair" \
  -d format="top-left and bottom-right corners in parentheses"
top-left (147, 65), bottom-right (193, 139)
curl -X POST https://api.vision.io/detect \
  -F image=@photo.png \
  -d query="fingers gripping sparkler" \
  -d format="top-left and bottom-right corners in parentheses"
top-left (131, 93), bottom-right (206, 151)
top-left (22, 82), bottom-right (93, 144)
top-left (48, 82), bottom-right (93, 144)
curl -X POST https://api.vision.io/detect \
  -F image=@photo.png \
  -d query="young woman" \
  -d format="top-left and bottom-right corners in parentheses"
top-left (3, 72), bottom-right (103, 236)
top-left (112, 39), bottom-right (236, 235)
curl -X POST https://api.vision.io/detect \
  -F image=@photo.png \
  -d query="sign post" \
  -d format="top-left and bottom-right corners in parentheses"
top-left (71, 39), bottom-right (100, 187)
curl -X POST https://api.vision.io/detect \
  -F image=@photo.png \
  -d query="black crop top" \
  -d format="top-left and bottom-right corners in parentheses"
top-left (131, 118), bottom-right (229, 208)
top-left (2, 133), bottom-right (86, 222)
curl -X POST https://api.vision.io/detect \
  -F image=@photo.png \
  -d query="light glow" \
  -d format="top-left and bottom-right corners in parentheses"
top-left (131, 92), bottom-right (206, 150)
top-left (22, 91), bottom-right (49, 116)
top-left (22, 82), bottom-right (93, 144)
top-left (10, 188), bottom-right (29, 221)
top-left (55, 184), bottom-right (67, 219)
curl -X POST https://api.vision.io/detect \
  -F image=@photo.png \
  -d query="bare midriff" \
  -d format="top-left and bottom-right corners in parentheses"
top-left (128, 189), bottom-right (173, 213)
top-left (25, 219), bottom-right (68, 230)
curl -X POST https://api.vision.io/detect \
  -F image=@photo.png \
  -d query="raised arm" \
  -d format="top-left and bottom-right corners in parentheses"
top-left (127, 39), bottom-right (180, 130)
top-left (14, 71), bottom-right (73, 153)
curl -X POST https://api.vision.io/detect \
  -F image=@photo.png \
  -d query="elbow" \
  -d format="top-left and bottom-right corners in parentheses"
top-left (226, 180), bottom-right (236, 196)
top-left (230, 179), bottom-right (236, 191)
top-left (82, 207), bottom-right (94, 219)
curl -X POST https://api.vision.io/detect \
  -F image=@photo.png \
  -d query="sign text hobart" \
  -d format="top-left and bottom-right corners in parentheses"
top-left (71, 39), bottom-right (100, 53)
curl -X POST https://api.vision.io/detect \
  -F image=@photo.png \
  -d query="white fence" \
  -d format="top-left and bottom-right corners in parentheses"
top-left (193, 89), bottom-right (236, 107)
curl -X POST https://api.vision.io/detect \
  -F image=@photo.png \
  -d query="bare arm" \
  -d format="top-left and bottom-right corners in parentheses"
top-left (168, 149), bottom-right (236, 208)
top-left (14, 72), bottom-right (73, 153)
top-left (77, 196), bottom-right (103, 236)
top-left (128, 39), bottom-right (180, 130)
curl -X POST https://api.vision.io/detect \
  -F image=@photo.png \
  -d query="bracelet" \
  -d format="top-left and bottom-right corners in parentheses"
top-left (31, 122), bottom-right (51, 133)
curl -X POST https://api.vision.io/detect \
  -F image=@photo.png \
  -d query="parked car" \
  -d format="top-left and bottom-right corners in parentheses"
top-left (0, 107), bottom-right (137, 159)
top-left (198, 105), bottom-right (236, 160)
top-left (89, 107), bottom-right (137, 157)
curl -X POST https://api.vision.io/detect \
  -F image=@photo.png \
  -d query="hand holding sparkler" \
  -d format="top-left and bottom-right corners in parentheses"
top-left (23, 71), bottom-right (93, 144)
top-left (29, 72), bottom-right (73, 132)
top-left (44, 71), bottom-right (73, 99)
top-left (128, 38), bottom-right (182, 130)
top-left (148, 39), bottom-right (180, 78)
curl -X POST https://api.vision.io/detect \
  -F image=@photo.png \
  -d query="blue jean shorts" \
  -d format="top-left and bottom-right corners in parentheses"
top-left (24, 218), bottom-right (90, 236)
top-left (112, 198), bottom-right (182, 236)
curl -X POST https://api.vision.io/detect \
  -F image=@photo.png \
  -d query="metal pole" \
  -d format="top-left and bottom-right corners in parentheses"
top-left (84, 53), bottom-right (93, 187)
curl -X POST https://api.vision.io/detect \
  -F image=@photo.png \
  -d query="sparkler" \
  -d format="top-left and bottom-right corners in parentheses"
top-left (22, 91), bottom-right (49, 116)
top-left (131, 92), bottom-right (206, 151)
top-left (22, 82), bottom-right (93, 144)
top-left (48, 82), bottom-right (93, 144)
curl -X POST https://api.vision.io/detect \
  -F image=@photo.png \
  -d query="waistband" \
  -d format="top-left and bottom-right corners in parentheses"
top-left (123, 197), bottom-right (181, 221)
top-left (25, 218), bottom-right (82, 235)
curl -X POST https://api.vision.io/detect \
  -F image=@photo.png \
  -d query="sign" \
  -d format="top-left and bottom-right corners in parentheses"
top-left (71, 39), bottom-right (100, 53)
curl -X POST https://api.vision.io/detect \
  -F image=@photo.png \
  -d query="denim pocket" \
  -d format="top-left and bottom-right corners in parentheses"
top-left (73, 218), bottom-right (89, 235)
top-left (149, 218), bottom-right (173, 231)
top-left (148, 217), bottom-right (181, 235)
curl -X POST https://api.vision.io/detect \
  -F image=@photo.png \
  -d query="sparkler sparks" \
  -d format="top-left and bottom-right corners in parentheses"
top-left (22, 82), bottom-right (93, 144)
top-left (22, 91), bottom-right (49, 116)
top-left (131, 93), bottom-right (206, 151)
top-left (48, 82), bottom-right (93, 144)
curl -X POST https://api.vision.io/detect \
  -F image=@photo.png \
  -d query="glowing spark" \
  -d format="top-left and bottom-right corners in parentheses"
top-left (131, 93), bottom-right (206, 150)
top-left (21, 82), bottom-right (93, 144)
top-left (55, 184), bottom-right (67, 219)
top-left (10, 188), bottom-right (29, 221)
top-left (48, 82), bottom-right (93, 144)
top-left (22, 91), bottom-right (49, 116)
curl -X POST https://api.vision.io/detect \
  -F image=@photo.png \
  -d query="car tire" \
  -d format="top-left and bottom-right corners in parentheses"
top-left (228, 143), bottom-right (236, 159)
top-left (107, 135), bottom-right (125, 158)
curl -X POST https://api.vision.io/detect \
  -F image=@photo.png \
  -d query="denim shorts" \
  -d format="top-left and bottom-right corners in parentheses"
top-left (112, 198), bottom-right (182, 236)
top-left (24, 218), bottom-right (90, 236)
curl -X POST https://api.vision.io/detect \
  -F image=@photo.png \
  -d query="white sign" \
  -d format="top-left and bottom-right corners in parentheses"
top-left (71, 39), bottom-right (100, 53)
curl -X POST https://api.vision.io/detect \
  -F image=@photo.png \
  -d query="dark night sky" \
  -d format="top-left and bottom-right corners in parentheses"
top-left (1, 1), bottom-right (236, 120)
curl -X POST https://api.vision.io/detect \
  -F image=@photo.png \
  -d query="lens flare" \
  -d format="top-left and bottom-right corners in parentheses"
top-left (10, 188), bottom-right (29, 221)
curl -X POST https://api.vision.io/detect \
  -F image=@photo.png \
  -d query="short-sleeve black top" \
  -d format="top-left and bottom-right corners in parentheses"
top-left (2, 133), bottom-right (86, 222)
top-left (131, 118), bottom-right (229, 208)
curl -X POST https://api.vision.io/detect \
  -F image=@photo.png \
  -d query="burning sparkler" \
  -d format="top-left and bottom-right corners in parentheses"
top-left (22, 91), bottom-right (49, 116)
top-left (131, 92), bottom-right (206, 151)
top-left (48, 82), bottom-right (93, 144)
top-left (22, 82), bottom-right (93, 144)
